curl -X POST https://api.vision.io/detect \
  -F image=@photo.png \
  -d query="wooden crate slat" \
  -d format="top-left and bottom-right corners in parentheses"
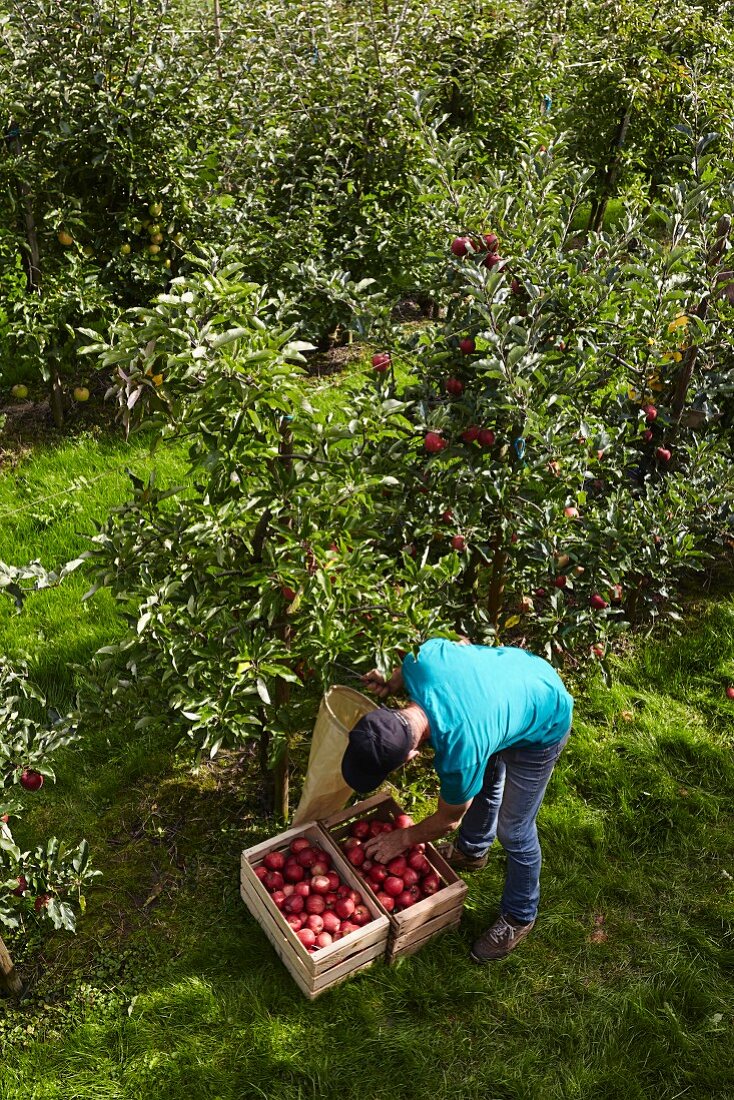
top-left (311, 939), bottom-right (386, 993)
top-left (240, 884), bottom-right (314, 996)
top-left (390, 915), bottom-right (463, 961)
top-left (390, 896), bottom-right (466, 948)
top-left (319, 790), bottom-right (389, 831)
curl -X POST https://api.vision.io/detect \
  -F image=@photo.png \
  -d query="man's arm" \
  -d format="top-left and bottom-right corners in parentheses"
top-left (364, 796), bottom-right (471, 864)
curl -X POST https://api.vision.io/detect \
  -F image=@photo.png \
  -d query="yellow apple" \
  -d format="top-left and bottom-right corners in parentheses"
top-left (11, 384), bottom-right (28, 399)
top-left (73, 386), bottom-right (90, 402)
top-left (57, 230), bottom-right (73, 247)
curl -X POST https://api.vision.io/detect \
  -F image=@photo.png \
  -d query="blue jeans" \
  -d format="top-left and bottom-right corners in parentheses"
top-left (457, 731), bottom-right (571, 924)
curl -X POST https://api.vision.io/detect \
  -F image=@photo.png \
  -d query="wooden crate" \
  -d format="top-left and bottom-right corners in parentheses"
top-left (321, 792), bottom-right (468, 962)
top-left (240, 821), bottom-right (390, 1001)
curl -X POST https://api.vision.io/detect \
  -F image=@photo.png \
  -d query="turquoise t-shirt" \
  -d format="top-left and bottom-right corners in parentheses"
top-left (401, 640), bottom-right (573, 805)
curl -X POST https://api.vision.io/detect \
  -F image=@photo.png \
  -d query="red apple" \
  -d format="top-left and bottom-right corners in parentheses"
top-left (282, 884), bottom-right (295, 897)
top-left (305, 894), bottom-right (326, 914)
top-left (368, 865), bottom-right (389, 886)
top-left (376, 892), bottom-right (395, 912)
top-left (34, 894), bottom-right (50, 912)
top-left (396, 888), bottom-right (420, 909)
top-left (293, 881), bottom-right (310, 897)
top-left (408, 853), bottom-right (431, 875)
top-left (590, 594), bottom-right (608, 610)
top-left (610, 584), bottom-right (623, 603)
top-left (343, 836), bottom-right (362, 850)
top-left (322, 911), bottom-right (341, 934)
top-left (305, 913), bottom-right (324, 934)
top-left (296, 847), bottom-right (317, 868)
top-left (451, 535), bottom-right (466, 551)
top-left (315, 932), bottom-right (333, 950)
top-left (656, 447), bottom-right (672, 463)
top-left (12, 876), bottom-right (27, 897)
top-left (254, 865), bottom-right (268, 883)
top-left (297, 928), bottom-right (316, 949)
top-left (368, 820), bottom-right (385, 837)
top-left (483, 252), bottom-right (502, 269)
top-left (310, 860), bottom-right (330, 877)
top-left (283, 862), bottom-right (305, 883)
top-left (326, 871), bottom-right (340, 891)
top-left (285, 913), bottom-right (304, 932)
top-left (264, 851), bottom-right (285, 872)
top-left (387, 856), bottom-right (407, 877)
top-left (380, 823), bottom-right (394, 833)
top-left (643, 404), bottom-right (657, 422)
top-left (372, 352), bottom-right (391, 372)
top-left (564, 506), bottom-right (579, 519)
top-left (394, 813), bottom-right (414, 829)
top-left (289, 837), bottom-right (311, 854)
top-left (264, 871), bottom-right (284, 892)
top-left (362, 858), bottom-right (373, 872)
top-left (483, 232), bottom-right (499, 252)
top-left (554, 575), bottom-right (567, 589)
top-left (350, 820), bottom-right (371, 839)
top-left (445, 376), bottom-right (464, 395)
top-left (726, 686), bottom-right (734, 700)
top-left (335, 897), bottom-right (355, 919)
top-left (477, 428), bottom-right (495, 447)
top-left (20, 769), bottom-right (43, 792)
top-left (284, 894), bottom-right (304, 914)
top-left (324, 892), bottom-right (338, 908)
top-left (347, 846), bottom-right (365, 868)
top-left (340, 921), bottom-right (359, 936)
top-left (422, 873), bottom-right (441, 895)
top-left (402, 868), bottom-right (420, 888)
top-left (451, 236), bottom-right (474, 257)
top-left (384, 876), bottom-right (404, 897)
top-left (271, 890), bottom-right (287, 910)
top-left (642, 429), bottom-right (653, 442)
top-left (424, 431), bottom-right (447, 454)
top-left (409, 843), bottom-right (426, 855)
top-left (281, 586), bottom-right (297, 602)
top-left (441, 510), bottom-right (454, 524)
top-left (352, 905), bottom-right (371, 926)
top-left (310, 875), bottom-right (331, 895)
top-left (462, 425), bottom-right (480, 443)
top-left (458, 338), bottom-right (475, 356)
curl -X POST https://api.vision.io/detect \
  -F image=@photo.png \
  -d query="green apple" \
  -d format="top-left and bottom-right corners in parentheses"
top-left (73, 386), bottom-right (90, 402)
top-left (11, 384), bottom-right (28, 399)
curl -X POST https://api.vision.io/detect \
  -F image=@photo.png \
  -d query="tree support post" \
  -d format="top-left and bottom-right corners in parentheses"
top-left (0, 934), bottom-right (22, 997)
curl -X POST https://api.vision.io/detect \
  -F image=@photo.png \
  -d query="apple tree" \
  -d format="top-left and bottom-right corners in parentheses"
top-left (0, 661), bottom-right (98, 997)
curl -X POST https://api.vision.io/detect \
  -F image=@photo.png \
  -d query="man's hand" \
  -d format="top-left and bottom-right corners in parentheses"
top-left (360, 666), bottom-right (403, 699)
top-left (364, 797), bottom-right (472, 864)
top-left (364, 827), bottom-right (412, 864)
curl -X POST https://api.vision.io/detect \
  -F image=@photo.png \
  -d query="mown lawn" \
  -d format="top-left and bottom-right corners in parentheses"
top-left (1, 418), bottom-right (733, 1100)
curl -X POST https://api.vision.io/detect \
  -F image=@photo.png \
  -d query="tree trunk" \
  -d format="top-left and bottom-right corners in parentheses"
top-left (0, 935), bottom-right (22, 997)
top-left (588, 98), bottom-right (634, 233)
top-left (670, 215), bottom-right (731, 432)
top-left (8, 119), bottom-right (64, 427)
top-left (487, 531), bottom-right (508, 635)
top-left (273, 415), bottom-right (293, 821)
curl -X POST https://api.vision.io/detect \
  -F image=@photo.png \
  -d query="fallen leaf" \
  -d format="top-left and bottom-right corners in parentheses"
top-left (589, 929), bottom-right (608, 944)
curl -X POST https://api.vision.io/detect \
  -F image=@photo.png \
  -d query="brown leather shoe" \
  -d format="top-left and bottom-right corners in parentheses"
top-left (470, 914), bottom-right (536, 962)
top-left (434, 841), bottom-right (488, 872)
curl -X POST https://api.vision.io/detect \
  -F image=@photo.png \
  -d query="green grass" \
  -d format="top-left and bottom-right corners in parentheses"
top-left (0, 428), bottom-right (189, 700)
top-left (1, 423), bottom-right (734, 1100)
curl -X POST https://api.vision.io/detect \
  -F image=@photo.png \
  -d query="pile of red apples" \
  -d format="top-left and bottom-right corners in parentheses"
top-left (340, 813), bottom-right (442, 912)
top-left (254, 837), bottom-right (374, 952)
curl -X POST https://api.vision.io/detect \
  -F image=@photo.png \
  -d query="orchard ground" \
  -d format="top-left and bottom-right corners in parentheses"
top-left (1, 374), bottom-right (733, 1100)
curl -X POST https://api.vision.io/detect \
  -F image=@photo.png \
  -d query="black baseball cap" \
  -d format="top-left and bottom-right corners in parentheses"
top-left (341, 708), bottom-right (413, 794)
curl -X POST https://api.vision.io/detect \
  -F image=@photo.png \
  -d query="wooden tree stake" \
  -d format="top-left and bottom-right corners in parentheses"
top-left (0, 934), bottom-right (22, 997)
